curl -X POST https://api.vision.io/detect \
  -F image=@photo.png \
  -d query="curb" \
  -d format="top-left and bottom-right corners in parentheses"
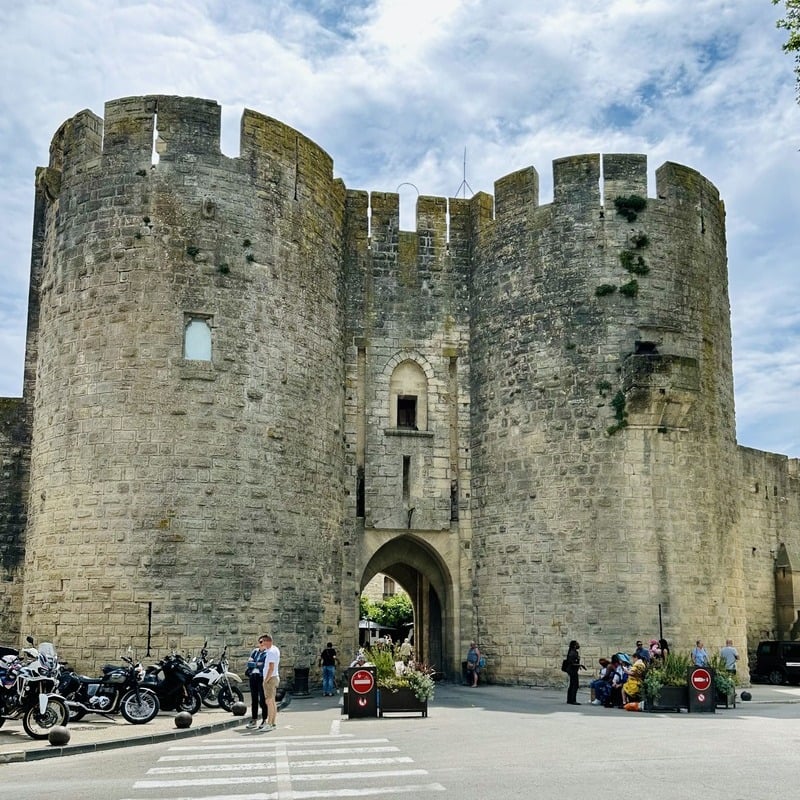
top-left (0, 715), bottom-right (244, 764)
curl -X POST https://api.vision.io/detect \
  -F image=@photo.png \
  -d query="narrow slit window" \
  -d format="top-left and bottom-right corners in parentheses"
top-left (402, 455), bottom-right (411, 502)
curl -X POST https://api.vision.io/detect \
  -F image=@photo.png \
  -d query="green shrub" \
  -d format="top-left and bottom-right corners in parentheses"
top-left (619, 279), bottom-right (639, 297)
top-left (614, 194), bottom-right (647, 222)
top-left (595, 284), bottom-right (617, 297)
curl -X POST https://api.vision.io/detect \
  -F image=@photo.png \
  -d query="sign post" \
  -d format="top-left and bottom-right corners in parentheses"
top-left (344, 665), bottom-right (378, 718)
top-left (687, 666), bottom-right (716, 713)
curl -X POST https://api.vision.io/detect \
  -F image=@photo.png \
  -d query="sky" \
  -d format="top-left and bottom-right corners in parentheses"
top-left (1, 0), bottom-right (798, 457)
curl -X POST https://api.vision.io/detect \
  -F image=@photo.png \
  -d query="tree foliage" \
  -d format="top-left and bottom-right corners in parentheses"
top-left (774, 0), bottom-right (800, 99)
top-left (359, 592), bottom-right (413, 629)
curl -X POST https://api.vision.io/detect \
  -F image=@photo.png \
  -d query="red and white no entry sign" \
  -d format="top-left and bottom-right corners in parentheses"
top-left (350, 669), bottom-right (375, 694)
top-left (691, 668), bottom-right (712, 691)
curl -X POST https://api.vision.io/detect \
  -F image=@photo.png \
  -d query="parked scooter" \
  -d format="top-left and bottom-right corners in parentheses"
top-left (0, 636), bottom-right (69, 740)
top-left (191, 644), bottom-right (244, 711)
top-left (142, 652), bottom-right (202, 714)
top-left (57, 654), bottom-right (160, 724)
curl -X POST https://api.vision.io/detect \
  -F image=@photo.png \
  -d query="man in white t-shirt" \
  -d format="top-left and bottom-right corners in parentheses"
top-left (261, 633), bottom-right (280, 731)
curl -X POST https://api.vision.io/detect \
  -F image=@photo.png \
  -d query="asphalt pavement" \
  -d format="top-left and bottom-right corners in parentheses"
top-left (1, 680), bottom-right (798, 764)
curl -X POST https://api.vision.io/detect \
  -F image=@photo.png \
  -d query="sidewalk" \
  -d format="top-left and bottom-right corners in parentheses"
top-left (2, 681), bottom-right (798, 764)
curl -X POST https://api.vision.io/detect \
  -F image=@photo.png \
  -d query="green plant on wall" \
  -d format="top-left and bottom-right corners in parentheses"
top-left (619, 251), bottom-right (649, 275)
top-left (631, 232), bottom-right (649, 249)
top-left (619, 279), bottom-right (639, 298)
top-left (614, 194), bottom-right (647, 222)
top-left (595, 284), bottom-right (617, 297)
top-left (606, 389), bottom-right (628, 435)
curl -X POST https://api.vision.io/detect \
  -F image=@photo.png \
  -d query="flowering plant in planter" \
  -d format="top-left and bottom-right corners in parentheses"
top-left (364, 645), bottom-right (436, 702)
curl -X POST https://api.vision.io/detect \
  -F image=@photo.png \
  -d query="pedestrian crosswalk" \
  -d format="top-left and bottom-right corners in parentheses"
top-left (119, 733), bottom-right (445, 799)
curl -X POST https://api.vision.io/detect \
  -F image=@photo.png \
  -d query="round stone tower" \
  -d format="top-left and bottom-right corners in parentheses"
top-left (22, 96), bottom-right (346, 669)
top-left (469, 154), bottom-right (746, 681)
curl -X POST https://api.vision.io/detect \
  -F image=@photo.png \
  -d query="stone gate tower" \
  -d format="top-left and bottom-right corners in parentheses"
top-left (3, 95), bottom-right (798, 680)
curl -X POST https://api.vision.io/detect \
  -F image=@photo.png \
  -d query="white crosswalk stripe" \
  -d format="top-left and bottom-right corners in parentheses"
top-left (119, 733), bottom-right (445, 800)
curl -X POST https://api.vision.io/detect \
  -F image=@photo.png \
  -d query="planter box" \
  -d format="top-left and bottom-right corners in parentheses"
top-left (645, 685), bottom-right (689, 712)
top-left (378, 687), bottom-right (428, 717)
top-left (715, 688), bottom-right (736, 709)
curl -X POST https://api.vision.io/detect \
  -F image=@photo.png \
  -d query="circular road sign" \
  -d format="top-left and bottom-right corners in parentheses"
top-left (691, 668), bottom-right (712, 691)
top-left (350, 669), bottom-right (375, 695)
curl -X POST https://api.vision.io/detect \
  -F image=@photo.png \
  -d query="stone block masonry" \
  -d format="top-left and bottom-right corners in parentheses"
top-left (0, 96), bottom-right (797, 683)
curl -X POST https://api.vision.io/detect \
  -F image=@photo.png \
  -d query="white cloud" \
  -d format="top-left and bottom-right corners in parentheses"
top-left (1, 0), bottom-right (799, 456)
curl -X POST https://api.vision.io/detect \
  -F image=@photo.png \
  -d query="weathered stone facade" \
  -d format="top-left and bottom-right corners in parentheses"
top-left (0, 95), bottom-right (798, 681)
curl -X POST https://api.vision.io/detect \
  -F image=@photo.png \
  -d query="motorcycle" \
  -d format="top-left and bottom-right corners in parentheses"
top-left (190, 644), bottom-right (244, 711)
top-left (57, 654), bottom-right (160, 724)
top-left (142, 651), bottom-right (202, 714)
top-left (0, 636), bottom-right (69, 740)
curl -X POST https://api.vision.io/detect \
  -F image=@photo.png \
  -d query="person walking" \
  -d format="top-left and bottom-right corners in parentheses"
top-left (319, 641), bottom-right (338, 696)
top-left (245, 635), bottom-right (268, 729)
top-left (565, 640), bottom-right (585, 705)
top-left (720, 639), bottom-right (739, 674)
top-left (261, 633), bottom-right (281, 731)
top-left (466, 641), bottom-right (481, 687)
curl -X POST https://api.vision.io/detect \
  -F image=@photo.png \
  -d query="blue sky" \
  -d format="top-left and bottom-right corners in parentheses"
top-left (1, 0), bottom-right (799, 456)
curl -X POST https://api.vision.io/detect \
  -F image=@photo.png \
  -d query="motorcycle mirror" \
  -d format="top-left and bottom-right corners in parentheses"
top-left (26, 635), bottom-right (34, 645)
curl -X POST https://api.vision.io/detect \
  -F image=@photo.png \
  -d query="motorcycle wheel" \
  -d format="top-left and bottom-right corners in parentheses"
top-left (68, 706), bottom-right (87, 722)
top-left (201, 684), bottom-right (219, 709)
top-left (22, 697), bottom-right (69, 740)
top-left (120, 688), bottom-right (160, 724)
top-left (178, 688), bottom-right (202, 715)
top-left (217, 684), bottom-right (244, 712)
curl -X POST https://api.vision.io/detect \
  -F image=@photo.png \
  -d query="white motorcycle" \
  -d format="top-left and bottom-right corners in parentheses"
top-left (0, 637), bottom-right (69, 739)
top-left (190, 643), bottom-right (244, 711)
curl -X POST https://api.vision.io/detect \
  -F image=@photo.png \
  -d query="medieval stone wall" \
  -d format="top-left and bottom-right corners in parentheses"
top-left (0, 94), bottom-right (797, 681)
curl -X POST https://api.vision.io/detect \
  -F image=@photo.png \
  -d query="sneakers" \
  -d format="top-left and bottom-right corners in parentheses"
top-left (258, 721), bottom-right (275, 731)
top-left (591, 699), bottom-right (602, 705)
top-left (245, 720), bottom-right (257, 729)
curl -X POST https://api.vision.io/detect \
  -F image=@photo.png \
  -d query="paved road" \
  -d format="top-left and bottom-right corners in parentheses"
top-left (2, 683), bottom-right (799, 799)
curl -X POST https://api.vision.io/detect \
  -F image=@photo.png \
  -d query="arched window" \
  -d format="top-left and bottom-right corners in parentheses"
top-left (184, 316), bottom-right (212, 361)
top-left (389, 360), bottom-right (428, 431)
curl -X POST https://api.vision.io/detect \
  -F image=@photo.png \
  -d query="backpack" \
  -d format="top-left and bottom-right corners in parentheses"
top-left (561, 658), bottom-right (569, 672)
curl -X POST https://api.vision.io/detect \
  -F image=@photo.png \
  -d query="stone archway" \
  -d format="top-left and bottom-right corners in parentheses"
top-left (360, 534), bottom-right (454, 678)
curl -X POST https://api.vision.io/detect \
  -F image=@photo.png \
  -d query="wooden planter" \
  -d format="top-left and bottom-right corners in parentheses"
top-left (645, 685), bottom-right (689, 712)
top-left (378, 687), bottom-right (428, 717)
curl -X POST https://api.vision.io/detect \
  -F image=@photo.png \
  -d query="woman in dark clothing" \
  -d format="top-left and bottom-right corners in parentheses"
top-left (565, 640), bottom-right (585, 705)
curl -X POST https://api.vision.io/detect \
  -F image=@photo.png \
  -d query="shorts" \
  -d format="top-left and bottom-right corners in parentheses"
top-left (264, 676), bottom-right (279, 700)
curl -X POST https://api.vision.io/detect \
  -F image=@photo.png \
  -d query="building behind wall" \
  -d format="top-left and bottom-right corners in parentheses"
top-left (0, 95), bottom-right (799, 680)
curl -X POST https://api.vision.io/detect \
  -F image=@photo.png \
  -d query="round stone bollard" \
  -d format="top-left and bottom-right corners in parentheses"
top-left (231, 701), bottom-right (247, 717)
top-left (174, 711), bottom-right (193, 729)
top-left (48, 725), bottom-right (71, 746)
top-left (740, 690), bottom-right (752, 701)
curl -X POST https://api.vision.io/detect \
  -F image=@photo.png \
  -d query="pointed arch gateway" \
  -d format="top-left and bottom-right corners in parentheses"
top-left (360, 534), bottom-right (454, 676)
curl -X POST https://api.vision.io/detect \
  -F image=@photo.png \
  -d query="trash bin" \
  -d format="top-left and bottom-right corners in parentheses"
top-left (293, 667), bottom-right (310, 697)
top-left (687, 666), bottom-right (716, 713)
top-left (345, 665), bottom-right (378, 718)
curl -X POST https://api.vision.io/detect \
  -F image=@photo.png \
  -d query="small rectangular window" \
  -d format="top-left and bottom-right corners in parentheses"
top-left (397, 395), bottom-right (417, 429)
top-left (184, 316), bottom-right (212, 361)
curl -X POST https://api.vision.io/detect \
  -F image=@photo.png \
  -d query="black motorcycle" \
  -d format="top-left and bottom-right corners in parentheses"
top-left (57, 654), bottom-right (160, 724)
top-left (142, 652), bottom-right (202, 714)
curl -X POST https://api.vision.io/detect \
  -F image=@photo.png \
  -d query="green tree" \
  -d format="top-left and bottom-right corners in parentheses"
top-left (774, 0), bottom-right (800, 99)
top-left (373, 593), bottom-right (414, 630)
